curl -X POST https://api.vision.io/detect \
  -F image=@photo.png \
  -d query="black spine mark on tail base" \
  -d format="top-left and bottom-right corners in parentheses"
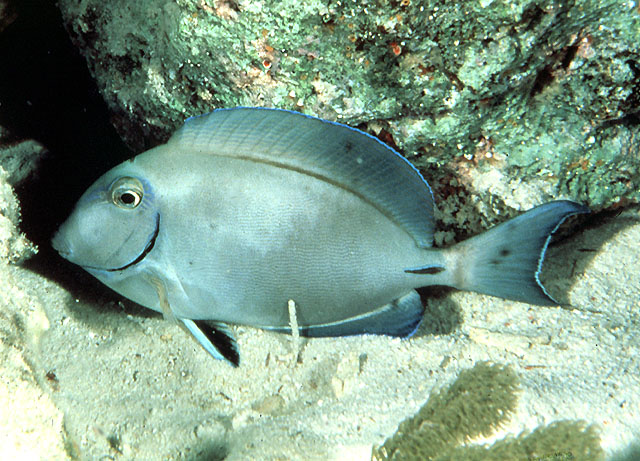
top-left (405, 266), bottom-right (446, 275)
top-left (196, 321), bottom-right (240, 367)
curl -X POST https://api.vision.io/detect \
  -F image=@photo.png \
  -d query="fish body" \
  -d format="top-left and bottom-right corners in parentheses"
top-left (52, 108), bottom-right (588, 366)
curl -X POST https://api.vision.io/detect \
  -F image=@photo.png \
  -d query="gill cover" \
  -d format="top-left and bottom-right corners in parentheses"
top-left (52, 172), bottom-right (159, 272)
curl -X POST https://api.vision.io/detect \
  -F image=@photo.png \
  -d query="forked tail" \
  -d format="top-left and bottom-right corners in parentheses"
top-left (447, 200), bottom-right (589, 306)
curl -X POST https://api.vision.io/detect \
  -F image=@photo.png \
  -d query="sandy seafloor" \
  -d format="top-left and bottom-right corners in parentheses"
top-left (2, 206), bottom-right (640, 460)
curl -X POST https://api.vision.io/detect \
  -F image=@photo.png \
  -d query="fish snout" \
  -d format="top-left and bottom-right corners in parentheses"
top-left (51, 227), bottom-right (73, 260)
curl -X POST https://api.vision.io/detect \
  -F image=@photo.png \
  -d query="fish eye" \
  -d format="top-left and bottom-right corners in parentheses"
top-left (110, 177), bottom-right (144, 209)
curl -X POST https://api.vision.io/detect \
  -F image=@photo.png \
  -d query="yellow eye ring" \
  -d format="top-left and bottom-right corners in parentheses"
top-left (110, 177), bottom-right (144, 209)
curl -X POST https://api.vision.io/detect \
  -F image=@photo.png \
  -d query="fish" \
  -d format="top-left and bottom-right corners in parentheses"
top-left (52, 107), bottom-right (589, 366)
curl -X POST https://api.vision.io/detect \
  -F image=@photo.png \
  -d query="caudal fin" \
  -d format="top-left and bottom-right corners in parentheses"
top-left (451, 200), bottom-right (589, 306)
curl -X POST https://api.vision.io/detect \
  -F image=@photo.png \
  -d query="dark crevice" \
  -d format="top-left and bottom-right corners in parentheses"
top-left (529, 65), bottom-right (555, 97)
top-left (0, 0), bottom-right (131, 280)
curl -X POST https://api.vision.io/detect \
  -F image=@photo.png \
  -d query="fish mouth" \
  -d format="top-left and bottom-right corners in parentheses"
top-left (107, 214), bottom-right (160, 272)
top-left (51, 230), bottom-right (72, 259)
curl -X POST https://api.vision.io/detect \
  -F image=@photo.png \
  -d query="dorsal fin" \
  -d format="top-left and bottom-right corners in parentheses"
top-left (169, 107), bottom-right (435, 247)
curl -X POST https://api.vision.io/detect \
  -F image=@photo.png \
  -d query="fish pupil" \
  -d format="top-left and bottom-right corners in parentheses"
top-left (120, 192), bottom-right (136, 205)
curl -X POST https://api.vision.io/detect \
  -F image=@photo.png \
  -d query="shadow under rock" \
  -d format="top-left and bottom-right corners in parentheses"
top-left (186, 439), bottom-right (230, 461)
top-left (415, 285), bottom-right (462, 337)
top-left (539, 204), bottom-right (640, 307)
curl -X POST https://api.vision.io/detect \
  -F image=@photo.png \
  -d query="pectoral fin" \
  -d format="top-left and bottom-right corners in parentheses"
top-left (179, 319), bottom-right (240, 367)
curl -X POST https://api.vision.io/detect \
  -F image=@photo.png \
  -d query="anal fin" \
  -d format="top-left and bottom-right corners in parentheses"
top-left (274, 290), bottom-right (424, 338)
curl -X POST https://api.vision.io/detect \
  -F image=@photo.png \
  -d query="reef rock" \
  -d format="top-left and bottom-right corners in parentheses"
top-left (57, 0), bottom-right (640, 221)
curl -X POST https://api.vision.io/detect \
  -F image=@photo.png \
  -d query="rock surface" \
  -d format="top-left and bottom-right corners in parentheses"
top-left (58, 0), bottom-right (640, 215)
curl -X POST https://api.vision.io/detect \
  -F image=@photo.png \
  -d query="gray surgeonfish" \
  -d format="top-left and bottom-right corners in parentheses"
top-left (52, 107), bottom-right (589, 366)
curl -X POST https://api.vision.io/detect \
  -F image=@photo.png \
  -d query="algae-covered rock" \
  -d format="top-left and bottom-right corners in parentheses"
top-left (58, 0), bottom-right (639, 215)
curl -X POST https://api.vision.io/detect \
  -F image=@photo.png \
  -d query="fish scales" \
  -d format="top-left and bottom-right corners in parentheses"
top-left (52, 107), bottom-right (589, 366)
